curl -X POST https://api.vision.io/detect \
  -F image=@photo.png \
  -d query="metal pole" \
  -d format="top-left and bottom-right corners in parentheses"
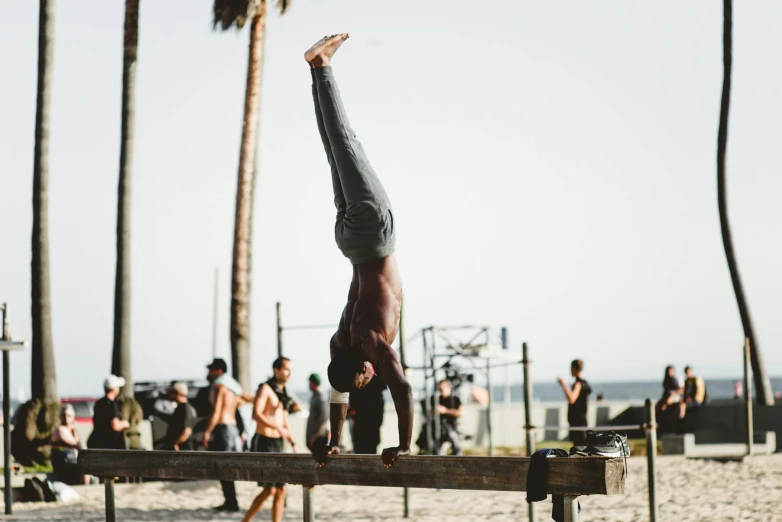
top-left (522, 342), bottom-right (535, 521)
top-left (744, 338), bottom-right (754, 455)
top-left (486, 353), bottom-right (494, 457)
top-left (431, 329), bottom-right (440, 455)
top-left (399, 304), bottom-right (410, 518)
top-left (422, 329), bottom-right (432, 454)
top-left (563, 495), bottom-right (579, 522)
top-left (502, 327), bottom-right (510, 406)
top-left (645, 399), bottom-right (658, 522)
top-left (522, 343), bottom-right (534, 453)
top-left (2, 304), bottom-right (11, 515)
top-left (276, 301), bottom-right (283, 358)
top-left (211, 268), bottom-right (218, 359)
top-left (105, 478), bottom-right (116, 522)
top-left (2, 351), bottom-right (9, 515)
top-left (303, 487), bottom-right (314, 522)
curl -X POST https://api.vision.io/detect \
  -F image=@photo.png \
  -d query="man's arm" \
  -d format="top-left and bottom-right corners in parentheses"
top-left (327, 402), bottom-right (348, 449)
top-left (283, 408), bottom-right (297, 451)
top-left (174, 427), bottom-right (193, 448)
top-left (110, 402), bottom-right (131, 432)
top-left (557, 379), bottom-right (581, 405)
top-left (439, 403), bottom-right (464, 418)
top-left (315, 321), bottom-right (354, 467)
top-left (368, 334), bottom-right (413, 467)
top-left (323, 333), bottom-right (350, 451)
top-left (110, 417), bottom-right (130, 432)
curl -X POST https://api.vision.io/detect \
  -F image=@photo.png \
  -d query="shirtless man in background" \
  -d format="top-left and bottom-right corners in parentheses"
top-left (305, 33), bottom-right (412, 469)
top-left (203, 358), bottom-right (243, 512)
top-left (242, 357), bottom-right (297, 522)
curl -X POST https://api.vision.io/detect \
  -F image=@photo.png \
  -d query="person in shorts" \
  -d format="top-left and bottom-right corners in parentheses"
top-left (241, 357), bottom-right (297, 522)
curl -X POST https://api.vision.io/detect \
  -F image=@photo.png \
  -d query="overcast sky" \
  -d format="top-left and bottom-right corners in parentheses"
top-left (1, 0), bottom-right (781, 399)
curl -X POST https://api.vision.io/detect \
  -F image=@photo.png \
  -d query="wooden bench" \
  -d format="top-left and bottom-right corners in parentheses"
top-left (79, 450), bottom-right (625, 522)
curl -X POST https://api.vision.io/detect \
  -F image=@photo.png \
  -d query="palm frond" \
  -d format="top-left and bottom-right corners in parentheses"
top-left (213, 0), bottom-right (263, 30)
top-left (213, 0), bottom-right (291, 30)
top-left (276, 0), bottom-right (291, 15)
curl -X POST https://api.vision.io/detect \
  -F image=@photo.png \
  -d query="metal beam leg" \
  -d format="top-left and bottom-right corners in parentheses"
top-left (403, 487), bottom-right (410, 518)
top-left (522, 342), bottom-right (535, 522)
top-left (645, 399), bottom-right (659, 522)
top-left (303, 487), bottom-right (314, 522)
top-left (563, 495), bottom-right (578, 522)
top-left (104, 479), bottom-right (116, 522)
top-left (3, 349), bottom-right (12, 515)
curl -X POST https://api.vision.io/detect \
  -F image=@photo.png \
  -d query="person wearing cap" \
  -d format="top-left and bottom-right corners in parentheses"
top-left (164, 382), bottom-right (197, 451)
top-left (204, 358), bottom-right (249, 512)
top-left (87, 375), bottom-right (130, 450)
top-left (306, 373), bottom-right (329, 452)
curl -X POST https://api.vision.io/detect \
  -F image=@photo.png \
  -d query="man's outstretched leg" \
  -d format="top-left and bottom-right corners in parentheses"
top-left (309, 39), bottom-right (346, 218)
top-left (306, 34), bottom-right (395, 265)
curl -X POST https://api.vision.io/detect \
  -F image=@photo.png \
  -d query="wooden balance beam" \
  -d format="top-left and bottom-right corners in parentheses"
top-left (79, 450), bottom-right (625, 522)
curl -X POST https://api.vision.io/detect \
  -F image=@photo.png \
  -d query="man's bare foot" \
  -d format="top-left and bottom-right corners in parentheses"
top-left (305, 33), bottom-right (349, 68)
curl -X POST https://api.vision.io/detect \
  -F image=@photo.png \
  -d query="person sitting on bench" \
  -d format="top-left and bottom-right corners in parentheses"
top-left (679, 365), bottom-right (707, 419)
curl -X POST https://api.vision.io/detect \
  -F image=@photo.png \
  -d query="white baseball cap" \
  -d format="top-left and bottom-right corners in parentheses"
top-left (103, 374), bottom-right (126, 391)
top-left (172, 382), bottom-right (188, 396)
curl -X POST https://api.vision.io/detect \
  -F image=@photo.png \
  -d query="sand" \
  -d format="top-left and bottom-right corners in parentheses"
top-left (7, 454), bottom-right (782, 521)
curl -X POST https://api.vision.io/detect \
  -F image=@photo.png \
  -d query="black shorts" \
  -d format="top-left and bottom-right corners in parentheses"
top-left (251, 434), bottom-right (284, 488)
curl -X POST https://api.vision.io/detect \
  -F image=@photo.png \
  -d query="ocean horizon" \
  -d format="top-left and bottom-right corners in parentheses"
top-left (491, 377), bottom-right (782, 403)
top-left (285, 376), bottom-right (782, 405)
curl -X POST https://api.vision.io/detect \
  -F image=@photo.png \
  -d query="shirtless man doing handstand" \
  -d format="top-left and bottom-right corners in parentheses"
top-left (305, 33), bottom-right (413, 468)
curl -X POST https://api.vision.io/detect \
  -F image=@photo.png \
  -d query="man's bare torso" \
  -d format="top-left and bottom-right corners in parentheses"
top-left (255, 383), bottom-right (285, 438)
top-left (211, 385), bottom-right (238, 425)
top-left (334, 256), bottom-right (402, 356)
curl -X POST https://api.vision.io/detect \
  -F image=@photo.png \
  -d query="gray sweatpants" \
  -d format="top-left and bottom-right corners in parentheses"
top-left (311, 66), bottom-right (395, 265)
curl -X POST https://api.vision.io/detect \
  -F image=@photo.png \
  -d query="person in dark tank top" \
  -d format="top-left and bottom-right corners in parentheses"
top-left (558, 359), bottom-right (592, 445)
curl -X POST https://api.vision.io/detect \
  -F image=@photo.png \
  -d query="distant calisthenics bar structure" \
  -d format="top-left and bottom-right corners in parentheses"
top-left (402, 324), bottom-right (523, 458)
top-left (78, 450), bottom-right (625, 522)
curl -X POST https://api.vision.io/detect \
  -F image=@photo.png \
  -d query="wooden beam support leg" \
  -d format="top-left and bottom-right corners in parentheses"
top-left (563, 495), bottom-right (578, 522)
top-left (303, 487), bottom-right (314, 522)
top-left (104, 478), bottom-right (116, 522)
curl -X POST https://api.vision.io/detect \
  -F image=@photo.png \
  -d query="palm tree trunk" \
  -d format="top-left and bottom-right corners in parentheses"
top-left (31, 0), bottom-right (58, 402)
top-left (112, 0), bottom-right (139, 399)
top-left (230, 9), bottom-right (266, 391)
top-left (717, 0), bottom-right (773, 406)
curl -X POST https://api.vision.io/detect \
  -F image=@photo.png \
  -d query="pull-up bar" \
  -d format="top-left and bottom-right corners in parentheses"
top-left (79, 450), bottom-right (625, 522)
top-left (275, 301), bottom-right (339, 358)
